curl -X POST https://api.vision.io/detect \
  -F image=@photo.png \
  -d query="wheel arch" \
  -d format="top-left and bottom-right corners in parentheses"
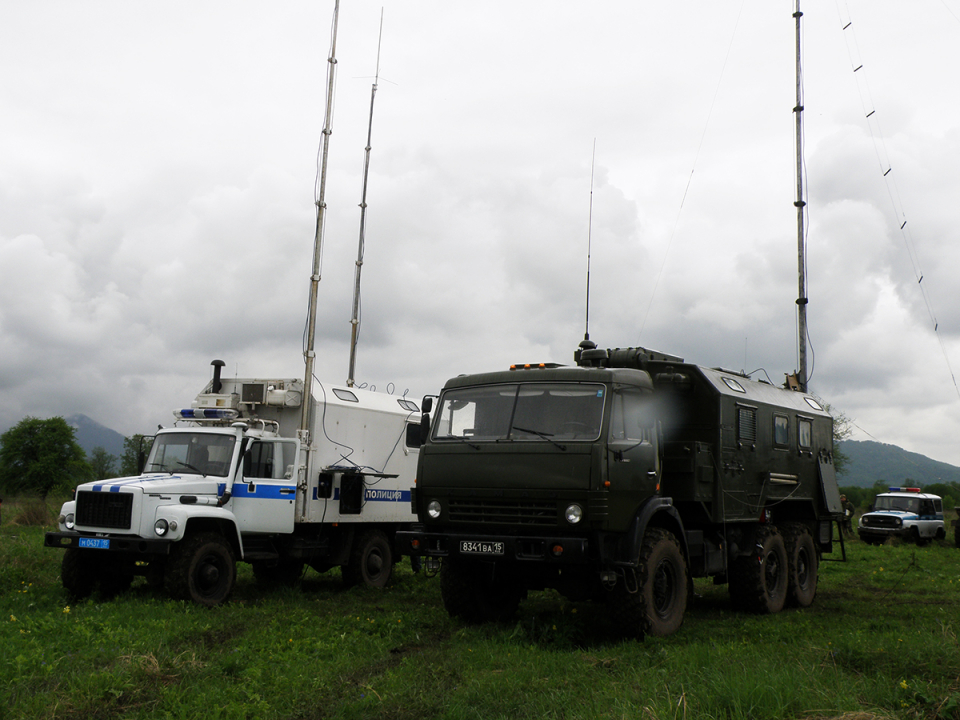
top-left (622, 497), bottom-right (688, 565)
top-left (182, 516), bottom-right (243, 557)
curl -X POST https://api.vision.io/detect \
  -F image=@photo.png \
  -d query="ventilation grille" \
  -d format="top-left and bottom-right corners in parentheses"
top-left (448, 498), bottom-right (556, 527)
top-left (76, 491), bottom-right (133, 530)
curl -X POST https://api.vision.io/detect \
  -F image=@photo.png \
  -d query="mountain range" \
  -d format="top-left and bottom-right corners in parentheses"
top-left (66, 413), bottom-right (127, 459)
top-left (835, 439), bottom-right (960, 488)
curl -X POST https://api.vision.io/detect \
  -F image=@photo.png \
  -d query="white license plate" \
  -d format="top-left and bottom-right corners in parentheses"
top-left (459, 540), bottom-right (504, 556)
top-left (78, 537), bottom-right (110, 550)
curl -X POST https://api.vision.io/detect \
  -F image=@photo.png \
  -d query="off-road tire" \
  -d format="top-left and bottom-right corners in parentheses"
top-left (440, 557), bottom-right (523, 624)
top-left (782, 522), bottom-right (818, 608)
top-left (98, 557), bottom-right (135, 598)
top-left (909, 526), bottom-right (930, 547)
top-left (61, 549), bottom-right (96, 600)
top-left (342, 530), bottom-right (392, 589)
top-left (165, 532), bottom-right (236, 607)
top-left (729, 525), bottom-right (788, 614)
top-left (252, 559), bottom-right (304, 586)
top-left (608, 527), bottom-right (688, 639)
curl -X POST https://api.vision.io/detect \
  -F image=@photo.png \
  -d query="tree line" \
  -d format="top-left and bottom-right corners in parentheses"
top-left (0, 416), bottom-right (152, 499)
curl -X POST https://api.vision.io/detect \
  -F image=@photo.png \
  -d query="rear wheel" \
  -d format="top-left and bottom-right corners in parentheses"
top-left (783, 523), bottom-right (818, 608)
top-left (165, 533), bottom-right (236, 607)
top-left (342, 530), bottom-right (392, 589)
top-left (729, 525), bottom-right (788, 614)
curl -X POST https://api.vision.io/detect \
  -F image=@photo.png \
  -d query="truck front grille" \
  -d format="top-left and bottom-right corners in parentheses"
top-left (862, 515), bottom-right (900, 529)
top-left (76, 491), bottom-right (133, 530)
top-left (448, 498), bottom-right (556, 527)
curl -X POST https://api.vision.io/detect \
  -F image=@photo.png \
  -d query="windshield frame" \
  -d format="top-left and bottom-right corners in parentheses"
top-left (145, 431), bottom-right (239, 478)
top-left (431, 382), bottom-right (607, 444)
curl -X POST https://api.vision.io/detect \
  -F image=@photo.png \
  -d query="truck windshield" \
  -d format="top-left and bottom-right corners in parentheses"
top-left (874, 496), bottom-right (920, 514)
top-left (432, 383), bottom-right (605, 442)
top-left (145, 433), bottom-right (237, 477)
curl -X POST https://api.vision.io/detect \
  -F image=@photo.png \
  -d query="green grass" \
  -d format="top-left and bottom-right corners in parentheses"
top-left (2, 506), bottom-right (959, 720)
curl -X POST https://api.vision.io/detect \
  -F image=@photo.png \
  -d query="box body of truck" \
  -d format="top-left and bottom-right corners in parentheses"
top-left (397, 346), bottom-right (840, 637)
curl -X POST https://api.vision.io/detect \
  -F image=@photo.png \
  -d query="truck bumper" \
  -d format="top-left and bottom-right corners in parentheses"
top-left (396, 527), bottom-right (590, 564)
top-left (45, 532), bottom-right (173, 556)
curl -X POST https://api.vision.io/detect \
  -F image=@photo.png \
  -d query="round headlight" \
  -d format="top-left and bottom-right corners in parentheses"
top-left (154, 518), bottom-right (169, 537)
top-left (564, 504), bottom-right (583, 525)
top-left (64, 513), bottom-right (75, 530)
top-left (427, 500), bottom-right (442, 520)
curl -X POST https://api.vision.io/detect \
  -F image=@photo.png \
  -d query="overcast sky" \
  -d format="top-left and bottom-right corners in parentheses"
top-left (2, 1), bottom-right (959, 468)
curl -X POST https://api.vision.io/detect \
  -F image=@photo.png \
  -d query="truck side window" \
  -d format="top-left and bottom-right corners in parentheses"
top-left (244, 441), bottom-right (275, 479)
top-left (244, 441), bottom-right (297, 480)
top-left (608, 389), bottom-right (652, 443)
top-left (773, 414), bottom-right (789, 447)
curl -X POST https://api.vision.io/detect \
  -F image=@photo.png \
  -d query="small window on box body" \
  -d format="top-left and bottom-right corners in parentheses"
top-left (774, 414), bottom-right (789, 446)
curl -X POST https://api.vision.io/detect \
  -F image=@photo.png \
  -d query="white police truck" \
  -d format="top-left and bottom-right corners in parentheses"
top-left (857, 487), bottom-right (945, 546)
top-left (45, 361), bottom-right (421, 605)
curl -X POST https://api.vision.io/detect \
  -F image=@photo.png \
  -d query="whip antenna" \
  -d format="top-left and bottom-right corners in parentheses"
top-left (580, 140), bottom-right (597, 351)
top-left (347, 9), bottom-right (384, 387)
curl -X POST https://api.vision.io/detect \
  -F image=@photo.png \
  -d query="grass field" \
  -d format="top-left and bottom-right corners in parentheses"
top-left (2, 499), bottom-right (958, 720)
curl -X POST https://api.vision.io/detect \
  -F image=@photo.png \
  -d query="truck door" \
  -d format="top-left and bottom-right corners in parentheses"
top-left (231, 439), bottom-right (299, 534)
top-left (606, 388), bottom-right (660, 501)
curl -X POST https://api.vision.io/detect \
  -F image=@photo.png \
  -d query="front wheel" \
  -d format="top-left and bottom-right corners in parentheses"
top-left (165, 533), bottom-right (236, 607)
top-left (609, 527), bottom-right (688, 638)
top-left (61, 549), bottom-right (96, 600)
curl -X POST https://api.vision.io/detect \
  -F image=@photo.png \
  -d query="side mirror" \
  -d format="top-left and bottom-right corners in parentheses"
top-left (422, 397), bottom-right (434, 414)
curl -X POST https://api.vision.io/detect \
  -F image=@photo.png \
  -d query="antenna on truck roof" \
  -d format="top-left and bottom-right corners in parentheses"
top-left (347, 9), bottom-right (385, 388)
top-left (301, 0), bottom-right (341, 437)
top-left (580, 139), bottom-right (597, 352)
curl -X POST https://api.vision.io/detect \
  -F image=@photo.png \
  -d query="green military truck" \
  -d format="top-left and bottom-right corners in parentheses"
top-left (397, 343), bottom-right (841, 638)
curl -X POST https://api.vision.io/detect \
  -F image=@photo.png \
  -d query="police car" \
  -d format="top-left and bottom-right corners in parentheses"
top-left (857, 487), bottom-right (945, 546)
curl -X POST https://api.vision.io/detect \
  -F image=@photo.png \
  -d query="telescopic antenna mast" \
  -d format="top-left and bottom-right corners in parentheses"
top-left (347, 10), bottom-right (384, 387)
top-left (301, 0), bottom-right (341, 436)
top-left (793, 1), bottom-right (809, 392)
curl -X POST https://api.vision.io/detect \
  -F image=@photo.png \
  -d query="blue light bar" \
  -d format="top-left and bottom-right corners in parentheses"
top-left (174, 408), bottom-right (239, 420)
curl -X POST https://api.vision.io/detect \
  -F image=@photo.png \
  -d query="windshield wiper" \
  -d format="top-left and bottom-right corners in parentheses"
top-left (174, 460), bottom-right (207, 477)
top-left (511, 426), bottom-right (567, 451)
top-left (145, 462), bottom-right (175, 475)
top-left (436, 434), bottom-right (481, 450)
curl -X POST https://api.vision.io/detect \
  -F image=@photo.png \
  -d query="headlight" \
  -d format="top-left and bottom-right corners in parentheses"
top-left (565, 504), bottom-right (583, 524)
top-left (154, 519), bottom-right (169, 536)
top-left (64, 513), bottom-right (75, 530)
top-left (427, 500), bottom-right (442, 519)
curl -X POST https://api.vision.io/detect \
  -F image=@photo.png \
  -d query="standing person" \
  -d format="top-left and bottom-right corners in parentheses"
top-left (840, 494), bottom-right (855, 537)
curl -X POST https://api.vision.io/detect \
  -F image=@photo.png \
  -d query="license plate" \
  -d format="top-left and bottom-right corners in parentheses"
top-left (459, 540), bottom-right (504, 556)
top-left (78, 537), bottom-right (110, 550)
